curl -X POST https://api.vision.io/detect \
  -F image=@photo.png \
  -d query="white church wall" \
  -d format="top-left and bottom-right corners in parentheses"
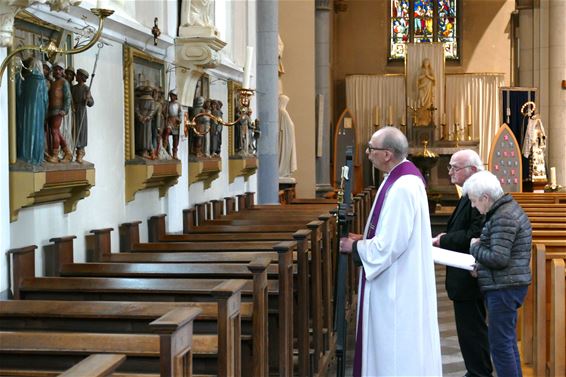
top-left (1, 48), bottom-right (10, 298)
top-left (1, 0), bottom-right (260, 297)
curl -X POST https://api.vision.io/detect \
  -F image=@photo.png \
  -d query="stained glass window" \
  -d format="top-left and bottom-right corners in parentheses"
top-left (390, 0), bottom-right (459, 60)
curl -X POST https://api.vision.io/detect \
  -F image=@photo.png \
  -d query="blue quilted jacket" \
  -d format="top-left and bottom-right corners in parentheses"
top-left (470, 194), bottom-right (532, 292)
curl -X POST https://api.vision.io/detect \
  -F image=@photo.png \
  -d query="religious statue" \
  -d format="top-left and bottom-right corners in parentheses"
top-left (209, 99), bottom-right (223, 156)
top-left (278, 94), bottom-right (297, 178)
top-left (71, 68), bottom-right (94, 163)
top-left (415, 58), bottom-right (435, 126)
top-left (134, 85), bottom-right (158, 159)
top-left (151, 87), bottom-right (168, 159)
top-left (16, 58), bottom-right (48, 165)
top-left (46, 61), bottom-right (73, 163)
top-left (62, 66), bottom-right (75, 155)
top-left (234, 104), bottom-right (249, 156)
top-left (522, 114), bottom-right (547, 182)
top-left (181, 0), bottom-right (212, 26)
top-left (189, 96), bottom-right (208, 158)
top-left (163, 90), bottom-right (182, 159)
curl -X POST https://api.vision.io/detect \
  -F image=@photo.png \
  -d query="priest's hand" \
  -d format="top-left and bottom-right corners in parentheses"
top-left (432, 232), bottom-right (445, 246)
top-left (348, 233), bottom-right (363, 241)
top-left (340, 237), bottom-right (354, 254)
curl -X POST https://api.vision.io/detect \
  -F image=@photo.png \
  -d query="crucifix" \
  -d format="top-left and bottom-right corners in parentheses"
top-left (427, 104), bottom-right (437, 126)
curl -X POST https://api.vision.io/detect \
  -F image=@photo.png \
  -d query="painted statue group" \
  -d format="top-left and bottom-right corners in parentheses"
top-left (134, 87), bottom-right (227, 160)
top-left (16, 57), bottom-right (94, 165)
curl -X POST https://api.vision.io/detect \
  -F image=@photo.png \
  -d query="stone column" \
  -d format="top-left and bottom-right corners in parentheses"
top-left (315, 0), bottom-right (334, 195)
top-left (256, 0), bottom-right (279, 204)
top-left (548, 0), bottom-right (566, 185)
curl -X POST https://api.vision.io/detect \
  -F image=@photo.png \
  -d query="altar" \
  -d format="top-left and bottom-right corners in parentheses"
top-left (345, 42), bottom-right (504, 192)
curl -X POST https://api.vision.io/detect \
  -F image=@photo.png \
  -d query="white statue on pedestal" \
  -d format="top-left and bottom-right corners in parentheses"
top-left (179, 0), bottom-right (217, 37)
top-left (278, 94), bottom-right (297, 179)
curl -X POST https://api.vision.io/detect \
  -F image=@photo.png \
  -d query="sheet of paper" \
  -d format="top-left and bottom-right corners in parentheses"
top-left (432, 246), bottom-right (476, 271)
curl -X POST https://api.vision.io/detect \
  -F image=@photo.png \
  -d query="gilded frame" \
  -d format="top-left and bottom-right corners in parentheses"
top-left (227, 79), bottom-right (242, 156)
top-left (122, 45), bottom-right (166, 160)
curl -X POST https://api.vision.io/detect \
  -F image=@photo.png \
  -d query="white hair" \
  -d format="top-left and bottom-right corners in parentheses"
top-left (453, 149), bottom-right (484, 171)
top-left (462, 170), bottom-right (504, 201)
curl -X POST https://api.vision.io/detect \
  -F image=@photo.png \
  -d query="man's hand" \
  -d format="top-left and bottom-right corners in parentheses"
top-left (432, 232), bottom-right (445, 246)
top-left (348, 233), bottom-right (363, 241)
top-left (340, 236), bottom-right (355, 254)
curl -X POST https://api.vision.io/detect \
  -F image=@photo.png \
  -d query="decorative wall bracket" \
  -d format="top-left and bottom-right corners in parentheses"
top-left (174, 32), bottom-right (226, 107)
top-left (188, 156), bottom-right (221, 189)
top-left (125, 159), bottom-right (181, 203)
top-left (229, 155), bottom-right (258, 184)
top-left (9, 162), bottom-right (95, 222)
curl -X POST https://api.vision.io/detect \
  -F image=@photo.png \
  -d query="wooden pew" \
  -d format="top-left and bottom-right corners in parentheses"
top-left (526, 243), bottom-right (566, 377)
top-left (0, 353), bottom-right (126, 377)
top-left (549, 258), bottom-right (565, 377)
top-left (89, 228), bottom-right (311, 377)
top-left (0, 295), bottom-right (200, 377)
top-left (146, 215), bottom-right (332, 375)
top-left (8, 246), bottom-right (243, 377)
top-left (59, 354), bottom-right (126, 377)
top-left (0, 300), bottom-right (254, 377)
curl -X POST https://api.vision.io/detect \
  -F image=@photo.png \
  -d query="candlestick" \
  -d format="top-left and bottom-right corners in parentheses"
top-left (374, 106), bottom-right (380, 126)
top-left (388, 105), bottom-right (393, 126)
top-left (242, 46), bottom-right (254, 89)
top-left (453, 105), bottom-right (459, 125)
top-left (467, 104), bottom-right (472, 125)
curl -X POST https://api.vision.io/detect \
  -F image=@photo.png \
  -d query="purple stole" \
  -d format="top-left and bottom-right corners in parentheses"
top-left (352, 160), bottom-right (424, 377)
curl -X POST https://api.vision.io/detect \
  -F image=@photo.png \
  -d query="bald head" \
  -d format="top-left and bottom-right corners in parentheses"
top-left (449, 149), bottom-right (484, 186)
top-left (372, 126), bottom-right (409, 162)
top-left (452, 150), bottom-right (484, 171)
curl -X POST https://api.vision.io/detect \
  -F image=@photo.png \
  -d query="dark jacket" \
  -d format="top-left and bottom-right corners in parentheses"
top-left (470, 194), bottom-right (532, 292)
top-left (440, 195), bottom-right (484, 300)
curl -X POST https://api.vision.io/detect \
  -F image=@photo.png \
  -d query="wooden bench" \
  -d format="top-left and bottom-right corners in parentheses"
top-left (8, 246), bottom-right (244, 377)
top-left (89, 228), bottom-right (310, 377)
top-left (521, 243), bottom-right (566, 376)
top-left (0, 353), bottom-right (127, 377)
top-left (0, 296), bottom-right (200, 377)
top-left (59, 354), bottom-right (126, 377)
top-left (549, 258), bottom-right (565, 377)
top-left (145, 216), bottom-right (333, 375)
top-left (0, 299), bottom-right (256, 377)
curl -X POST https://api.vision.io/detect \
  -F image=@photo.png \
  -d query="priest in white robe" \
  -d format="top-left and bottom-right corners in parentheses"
top-left (341, 127), bottom-right (442, 377)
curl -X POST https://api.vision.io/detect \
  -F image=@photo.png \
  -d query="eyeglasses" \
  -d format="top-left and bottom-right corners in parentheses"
top-left (447, 164), bottom-right (472, 172)
top-left (367, 144), bottom-right (390, 152)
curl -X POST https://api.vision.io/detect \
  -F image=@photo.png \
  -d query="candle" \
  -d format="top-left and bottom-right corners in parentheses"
top-left (388, 105), bottom-right (393, 125)
top-left (453, 105), bottom-right (459, 124)
top-left (374, 106), bottom-right (380, 125)
top-left (467, 104), bottom-right (472, 124)
top-left (401, 113), bottom-right (406, 126)
top-left (441, 113), bottom-right (446, 125)
top-left (242, 46), bottom-right (254, 89)
top-left (550, 167), bottom-right (557, 187)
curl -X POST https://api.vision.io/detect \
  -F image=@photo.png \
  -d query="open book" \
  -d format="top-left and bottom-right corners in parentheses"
top-left (432, 246), bottom-right (476, 271)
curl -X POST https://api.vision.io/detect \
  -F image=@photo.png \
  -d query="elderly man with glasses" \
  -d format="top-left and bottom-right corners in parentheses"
top-left (341, 126), bottom-right (442, 376)
top-left (432, 149), bottom-right (493, 377)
